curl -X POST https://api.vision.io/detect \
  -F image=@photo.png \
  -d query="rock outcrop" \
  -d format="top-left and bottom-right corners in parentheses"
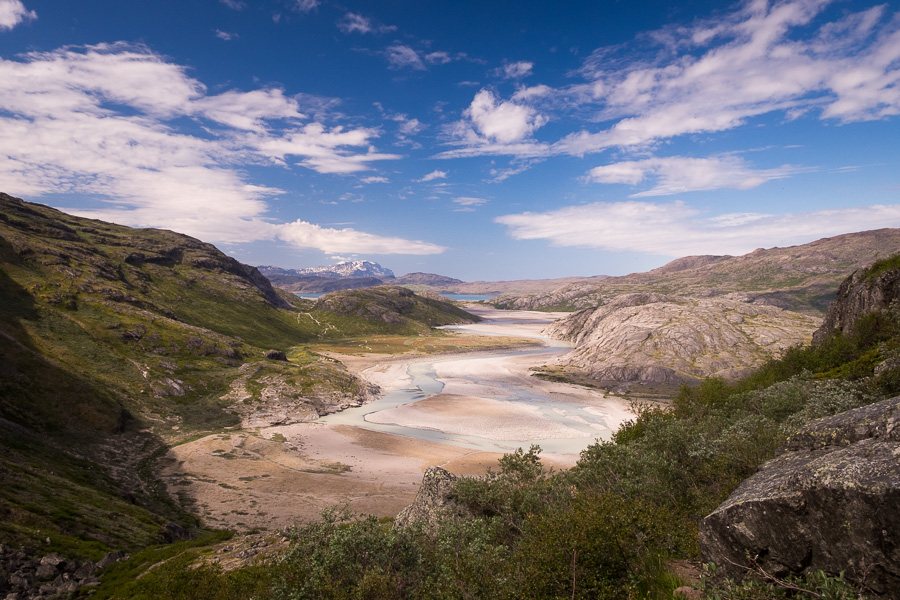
top-left (0, 546), bottom-right (126, 599)
top-left (394, 466), bottom-right (469, 531)
top-left (545, 294), bottom-right (820, 384)
top-left (699, 396), bottom-right (900, 597)
top-left (812, 264), bottom-right (900, 343)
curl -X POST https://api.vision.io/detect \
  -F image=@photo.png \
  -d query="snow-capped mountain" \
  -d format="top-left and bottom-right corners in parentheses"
top-left (258, 260), bottom-right (395, 279)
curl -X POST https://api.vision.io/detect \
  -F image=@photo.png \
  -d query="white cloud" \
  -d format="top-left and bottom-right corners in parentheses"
top-left (361, 176), bottom-right (389, 183)
top-left (278, 220), bottom-right (446, 254)
top-left (418, 170), bottom-right (447, 182)
top-left (337, 12), bottom-right (396, 35)
top-left (215, 29), bottom-right (238, 41)
top-left (386, 43), bottom-right (426, 70)
top-left (511, 85), bottom-right (552, 101)
top-left (464, 89), bottom-right (547, 144)
top-left (0, 43), bottom-right (433, 255)
top-left (496, 201), bottom-right (900, 257)
top-left (454, 196), bottom-right (487, 206)
top-left (0, 0), bottom-right (35, 30)
top-left (425, 51), bottom-right (452, 65)
top-left (294, 0), bottom-right (319, 13)
top-left (499, 61), bottom-right (533, 79)
top-left (556, 0), bottom-right (900, 155)
top-left (586, 155), bottom-right (807, 196)
top-left (219, 0), bottom-right (245, 10)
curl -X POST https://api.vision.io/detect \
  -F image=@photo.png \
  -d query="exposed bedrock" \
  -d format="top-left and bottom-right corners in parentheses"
top-left (699, 396), bottom-right (900, 597)
top-left (545, 293), bottom-right (820, 384)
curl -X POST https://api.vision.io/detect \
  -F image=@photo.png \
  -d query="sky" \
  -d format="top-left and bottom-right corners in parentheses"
top-left (1, 0), bottom-right (899, 281)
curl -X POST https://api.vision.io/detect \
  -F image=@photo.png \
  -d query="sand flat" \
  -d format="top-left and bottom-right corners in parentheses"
top-left (366, 393), bottom-right (589, 440)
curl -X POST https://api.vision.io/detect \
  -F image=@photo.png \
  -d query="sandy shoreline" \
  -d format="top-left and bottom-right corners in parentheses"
top-left (158, 306), bottom-right (634, 531)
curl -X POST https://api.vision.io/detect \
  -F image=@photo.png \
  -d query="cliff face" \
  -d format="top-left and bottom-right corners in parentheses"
top-left (545, 293), bottom-right (820, 384)
top-left (812, 263), bottom-right (900, 343)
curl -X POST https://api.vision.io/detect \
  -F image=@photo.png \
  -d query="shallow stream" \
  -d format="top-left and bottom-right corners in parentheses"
top-left (318, 311), bottom-right (619, 455)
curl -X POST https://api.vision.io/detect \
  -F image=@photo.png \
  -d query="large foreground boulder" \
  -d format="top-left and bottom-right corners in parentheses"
top-left (699, 396), bottom-right (900, 597)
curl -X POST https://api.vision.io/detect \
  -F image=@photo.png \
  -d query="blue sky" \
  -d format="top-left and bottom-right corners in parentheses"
top-left (1, 0), bottom-right (899, 280)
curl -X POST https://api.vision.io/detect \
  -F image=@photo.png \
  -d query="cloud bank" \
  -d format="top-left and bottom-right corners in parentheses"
top-left (496, 201), bottom-right (900, 257)
top-left (0, 43), bottom-right (438, 255)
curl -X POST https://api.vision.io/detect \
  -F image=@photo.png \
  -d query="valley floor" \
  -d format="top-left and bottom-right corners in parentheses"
top-left (157, 307), bottom-right (636, 532)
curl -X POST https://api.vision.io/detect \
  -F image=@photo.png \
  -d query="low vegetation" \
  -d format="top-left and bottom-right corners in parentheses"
top-left (90, 299), bottom-right (900, 599)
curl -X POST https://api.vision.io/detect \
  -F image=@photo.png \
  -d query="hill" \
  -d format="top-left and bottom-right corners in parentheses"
top-left (0, 193), bottom-right (477, 564)
top-left (493, 229), bottom-right (900, 314)
top-left (543, 293), bottom-right (820, 387)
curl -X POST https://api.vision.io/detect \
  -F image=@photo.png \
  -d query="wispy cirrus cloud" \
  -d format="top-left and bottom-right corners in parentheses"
top-left (417, 170), bottom-right (447, 182)
top-left (0, 0), bottom-right (35, 29)
top-left (337, 12), bottom-right (396, 35)
top-left (453, 196), bottom-right (488, 212)
top-left (278, 220), bottom-right (445, 254)
top-left (440, 0), bottom-right (900, 169)
top-left (495, 60), bottom-right (533, 79)
top-left (0, 43), bottom-right (439, 256)
top-left (585, 154), bottom-right (809, 196)
top-left (496, 201), bottom-right (900, 257)
top-left (215, 29), bottom-right (238, 41)
top-left (556, 1), bottom-right (900, 155)
top-left (218, 0), bottom-right (245, 10)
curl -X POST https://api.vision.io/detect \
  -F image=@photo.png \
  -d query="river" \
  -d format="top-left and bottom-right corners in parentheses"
top-left (319, 307), bottom-right (632, 457)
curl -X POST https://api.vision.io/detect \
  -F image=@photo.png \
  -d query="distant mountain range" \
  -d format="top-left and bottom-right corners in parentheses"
top-left (258, 262), bottom-right (464, 293)
top-left (259, 260), bottom-right (395, 279)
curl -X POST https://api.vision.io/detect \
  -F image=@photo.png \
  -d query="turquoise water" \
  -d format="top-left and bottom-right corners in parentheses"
top-left (294, 292), bottom-right (496, 301)
top-left (442, 294), bottom-right (496, 301)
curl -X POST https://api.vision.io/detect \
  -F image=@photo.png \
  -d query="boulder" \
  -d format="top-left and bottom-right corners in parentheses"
top-left (393, 466), bottom-right (469, 531)
top-left (699, 396), bottom-right (900, 597)
top-left (265, 350), bottom-right (287, 361)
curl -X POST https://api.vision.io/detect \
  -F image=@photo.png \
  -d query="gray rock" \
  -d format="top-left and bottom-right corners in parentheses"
top-left (699, 396), bottom-right (900, 597)
top-left (394, 466), bottom-right (469, 531)
top-left (813, 266), bottom-right (900, 343)
top-left (545, 294), bottom-right (819, 384)
top-left (265, 350), bottom-right (287, 361)
top-left (95, 550), bottom-right (126, 570)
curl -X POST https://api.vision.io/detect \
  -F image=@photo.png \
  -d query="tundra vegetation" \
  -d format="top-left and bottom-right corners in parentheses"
top-left (2, 194), bottom-right (898, 598)
top-left (84, 293), bottom-right (900, 599)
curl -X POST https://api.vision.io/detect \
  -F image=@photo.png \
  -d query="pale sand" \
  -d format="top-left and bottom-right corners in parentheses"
top-left (157, 307), bottom-right (635, 531)
top-left (158, 423), bottom-right (513, 531)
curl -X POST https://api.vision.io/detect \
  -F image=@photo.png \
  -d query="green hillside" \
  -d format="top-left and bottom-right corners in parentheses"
top-left (0, 193), bottom-right (477, 560)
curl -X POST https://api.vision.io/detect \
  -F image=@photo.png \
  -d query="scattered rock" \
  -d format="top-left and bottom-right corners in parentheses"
top-left (699, 395), bottom-right (900, 597)
top-left (0, 545), bottom-right (111, 599)
top-left (265, 350), bottom-right (287, 361)
top-left (394, 466), bottom-right (470, 531)
top-left (162, 522), bottom-right (193, 543)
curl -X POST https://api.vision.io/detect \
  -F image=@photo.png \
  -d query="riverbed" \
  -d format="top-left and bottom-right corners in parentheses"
top-left (157, 306), bottom-right (633, 531)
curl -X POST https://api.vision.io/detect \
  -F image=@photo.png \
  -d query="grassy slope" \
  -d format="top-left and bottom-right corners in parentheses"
top-left (0, 194), bottom-right (478, 558)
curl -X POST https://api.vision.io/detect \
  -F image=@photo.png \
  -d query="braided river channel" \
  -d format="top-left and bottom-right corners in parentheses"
top-left (319, 307), bottom-right (633, 457)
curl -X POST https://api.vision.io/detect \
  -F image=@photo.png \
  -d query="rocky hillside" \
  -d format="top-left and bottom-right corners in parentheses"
top-left (544, 293), bottom-right (820, 385)
top-left (495, 229), bottom-right (900, 315)
top-left (813, 255), bottom-right (900, 343)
